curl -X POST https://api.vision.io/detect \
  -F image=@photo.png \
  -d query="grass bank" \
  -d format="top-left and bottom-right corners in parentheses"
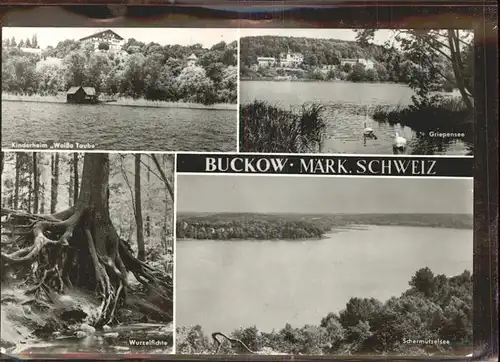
top-left (239, 100), bottom-right (327, 153)
top-left (2, 93), bottom-right (236, 111)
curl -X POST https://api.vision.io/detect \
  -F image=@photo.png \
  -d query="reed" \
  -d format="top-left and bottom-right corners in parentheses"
top-left (240, 100), bottom-right (327, 153)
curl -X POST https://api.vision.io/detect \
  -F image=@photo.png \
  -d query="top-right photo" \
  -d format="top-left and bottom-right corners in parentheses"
top-left (239, 29), bottom-right (474, 156)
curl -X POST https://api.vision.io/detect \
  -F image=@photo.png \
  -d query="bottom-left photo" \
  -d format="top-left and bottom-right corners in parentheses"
top-left (1, 151), bottom-right (174, 355)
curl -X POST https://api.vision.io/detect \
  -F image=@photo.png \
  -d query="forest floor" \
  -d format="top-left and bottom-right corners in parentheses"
top-left (1, 93), bottom-right (237, 111)
top-left (1, 269), bottom-right (173, 355)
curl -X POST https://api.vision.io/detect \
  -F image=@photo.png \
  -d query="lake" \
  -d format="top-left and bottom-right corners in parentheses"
top-left (240, 81), bottom-right (472, 155)
top-left (1, 101), bottom-right (236, 151)
top-left (176, 225), bottom-right (472, 334)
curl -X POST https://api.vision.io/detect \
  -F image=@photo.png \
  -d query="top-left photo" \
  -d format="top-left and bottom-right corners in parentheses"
top-left (1, 27), bottom-right (238, 152)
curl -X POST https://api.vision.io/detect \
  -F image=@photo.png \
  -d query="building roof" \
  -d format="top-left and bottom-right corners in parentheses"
top-left (257, 57), bottom-right (276, 61)
top-left (79, 29), bottom-right (124, 42)
top-left (66, 86), bottom-right (96, 95)
top-left (187, 53), bottom-right (197, 60)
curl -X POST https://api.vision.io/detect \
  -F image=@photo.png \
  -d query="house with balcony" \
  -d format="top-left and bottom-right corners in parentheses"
top-left (79, 29), bottom-right (125, 52)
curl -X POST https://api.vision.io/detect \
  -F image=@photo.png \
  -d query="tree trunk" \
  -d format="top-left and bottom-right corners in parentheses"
top-left (447, 30), bottom-right (473, 112)
top-left (73, 153), bottom-right (79, 204)
top-left (14, 154), bottom-right (20, 210)
top-left (145, 157), bottom-right (151, 239)
top-left (51, 153), bottom-right (59, 213)
top-left (69, 160), bottom-right (74, 207)
top-left (135, 154), bottom-right (145, 261)
top-left (32, 152), bottom-right (39, 214)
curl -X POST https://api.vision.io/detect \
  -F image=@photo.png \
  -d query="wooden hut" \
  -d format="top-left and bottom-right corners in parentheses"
top-left (66, 86), bottom-right (98, 104)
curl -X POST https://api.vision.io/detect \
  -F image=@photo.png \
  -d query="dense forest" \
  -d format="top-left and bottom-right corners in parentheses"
top-left (1, 152), bottom-right (174, 352)
top-left (177, 267), bottom-right (473, 356)
top-left (239, 33), bottom-right (473, 95)
top-left (176, 213), bottom-right (473, 240)
top-left (240, 35), bottom-right (414, 84)
top-left (2, 36), bottom-right (237, 105)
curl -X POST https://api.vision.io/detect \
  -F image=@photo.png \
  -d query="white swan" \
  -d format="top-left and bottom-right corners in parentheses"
top-left (393, 132), bottom-right (407, 150)
top-left (363, 117), bottom-right (377, 140)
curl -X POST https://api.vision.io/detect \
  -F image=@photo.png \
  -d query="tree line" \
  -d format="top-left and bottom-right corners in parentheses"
top-left (176, 213), bottom-right (473, 240)
top-left (3, 35), bottom-right (39, 49)
top-left (176, 218), bottom-right (326, 240)
top-left (177, 267), bottom-right (472, 355)
top-left (2, 37), bottom-right (237, 105)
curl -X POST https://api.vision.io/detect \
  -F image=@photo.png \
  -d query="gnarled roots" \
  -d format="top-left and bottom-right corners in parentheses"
top-left (1, 207), bottom-right (172, 327)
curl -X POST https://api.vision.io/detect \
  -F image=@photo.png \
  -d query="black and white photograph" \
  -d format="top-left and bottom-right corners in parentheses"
top-left (239, 29), bottom-right (474, 156)
top-left (175, 175), bottom-right (473, 356)
top-left (0, 152), bottom-right (174, 354)
top-left (1, 27), bottom-right (238, 151)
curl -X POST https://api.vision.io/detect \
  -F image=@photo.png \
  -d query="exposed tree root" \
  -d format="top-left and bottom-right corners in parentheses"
top-left (212, 332), bottom-right (256, 354)
top-left (1, 206), bottom-right (172, 328)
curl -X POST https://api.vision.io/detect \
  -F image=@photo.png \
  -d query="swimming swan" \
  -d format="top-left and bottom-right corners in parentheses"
top-left (393, 132), bottom-right (407, 149)
top-left (363, 116), bottom-right (377, 140)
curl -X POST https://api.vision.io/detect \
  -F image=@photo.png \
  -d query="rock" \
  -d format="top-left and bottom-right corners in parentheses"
top-left (52, 331), bottom-right (62, 338)
top-left (79, 323), bottom-right (96, 335)
top-left (75, 331), bottom-right (87, 339)
top-left (103, 332), bottom-right (119, 338)
top-left (103, 325), bottom-right (112, 332)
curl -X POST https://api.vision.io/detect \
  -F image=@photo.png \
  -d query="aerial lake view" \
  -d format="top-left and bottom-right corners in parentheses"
top-left (240, 80), bottom-right (472, 155)
top-left (1, 100), bottom-right (237, 151)
top-left (176, 225), bottom-right (472, 335)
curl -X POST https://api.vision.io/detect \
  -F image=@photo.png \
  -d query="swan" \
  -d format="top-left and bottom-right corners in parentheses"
top-left (363, 116), bottom-right (377, 140)
top-left (393, 132), bottom-right (407, 150)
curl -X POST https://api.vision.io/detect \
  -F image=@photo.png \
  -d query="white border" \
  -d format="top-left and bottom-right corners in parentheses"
top-left (171, 152), bottom-right (178, 354)
top-left (236, 27), bottom-right (241, 152)
top-left (177, 172), bottom-right (472, 180)
top-left (1, 149), bottom-right (474, 158)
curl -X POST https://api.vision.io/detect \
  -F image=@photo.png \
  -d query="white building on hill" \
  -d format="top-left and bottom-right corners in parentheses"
top-left (279, 52), bottom-right (304, 67)
top-left (79, 29), bottom-right (125, 51)
top-left (341, 58), bottom-right (375, 70)
top-left (257, 57), bottom-right (276, 67)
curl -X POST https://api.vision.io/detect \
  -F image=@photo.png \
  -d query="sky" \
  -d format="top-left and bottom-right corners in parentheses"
top-left (177, 175), bottom-right (473, 214)
top-left (2, 27), bottom-right (239, 49)
top-left (240, 28), bottom-right (396, 46)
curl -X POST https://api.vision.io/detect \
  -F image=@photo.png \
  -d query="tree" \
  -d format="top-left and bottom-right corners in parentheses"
top-left (14, 154), bottom-right (20, 210)
top-left (355, 29), bottom-right (474, 111)
top-left (135, 154), bottom-right (145, 261)
top-left (31, 34), bottom-right (38, 48)
top-left (11, 37), bottom-right (17, 47)
top-left (73, 153), bottom-right (79, 205)
top-left (64, 51), bottom-right (87, 86)
top-left (50, 153), bottom-right (59, 213)
top-left (1, 153), bottom-right (172, 327)
top-left (98, 42), bottom-right (110, 51)
top-left (32, 153), bottom-right (39, 214)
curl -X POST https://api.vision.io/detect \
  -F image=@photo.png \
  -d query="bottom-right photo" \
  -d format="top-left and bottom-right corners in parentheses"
top-left (175, 175), bottom-right (473, 357)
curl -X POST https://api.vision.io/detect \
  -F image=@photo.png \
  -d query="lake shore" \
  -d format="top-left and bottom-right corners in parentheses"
top-left (1, 93), bottom-right (236, 111)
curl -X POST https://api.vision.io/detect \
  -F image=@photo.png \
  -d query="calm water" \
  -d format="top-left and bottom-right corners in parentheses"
top-left (1, 101), bottom-right (236, 151)
top-left (241, 81), bottom-right (471, 155)
top-left (177, 225), bottom-right (472, 334)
